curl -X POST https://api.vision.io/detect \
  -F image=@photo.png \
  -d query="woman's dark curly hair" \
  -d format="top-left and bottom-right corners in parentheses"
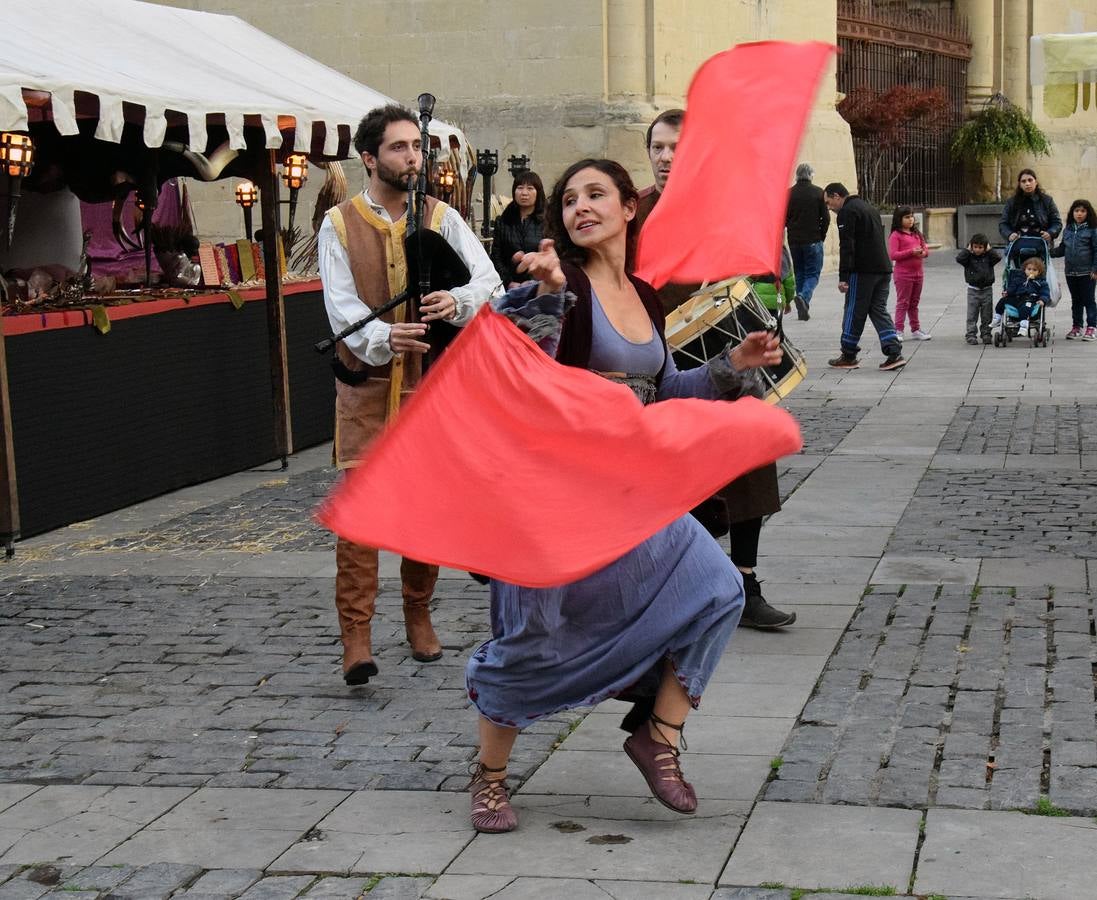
top-left (545, 158), bottom-right (640, 268)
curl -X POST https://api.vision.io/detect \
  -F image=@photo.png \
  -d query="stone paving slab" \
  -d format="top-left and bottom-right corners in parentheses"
top-left (0, 788), bottom-right (37, 815)
top-left (269, 791), bottom-right (471, 875)
top-left (976, 557), bottom-right (1087, 588)
top-left (427, 876), bottom-right (715, 900)
top-left (709, 653), bottom-right (829, 686)
top-left (766, 605), bottom-right (859, 629)
top-left (518, 748), bottom-right (772, 801)
top-left (690, 681), bottom-right (814, 718)
top-left (752, 555), bottom-right (878, 585)
top-left (915, 808), bottom-right (1097, 899)
top-left (447, 795), bottom-right (749, 883)
top-left (0, 785), bottom-right (192, 865)
top-left (98, 788), bottom-right (347, 869)
top-left (561, 712), bottom-right (790, 758)
top-left (758, 524), bottom-right (893, 558)
top-left (719, 802), bottom-right (920, 891)
top-left (872, 555), bottom-right (981, 584)
top-left (747, 582), bottom-right (865, 607)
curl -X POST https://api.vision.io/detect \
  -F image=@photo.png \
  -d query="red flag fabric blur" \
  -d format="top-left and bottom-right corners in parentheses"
top-left (634, 41), bottom-right (836, 289)
top-left (319, 307), bottom-right (802, 588)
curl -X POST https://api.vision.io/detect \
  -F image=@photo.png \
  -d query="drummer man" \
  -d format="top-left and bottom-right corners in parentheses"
top-left (635, 110), bottom-right (796, 631)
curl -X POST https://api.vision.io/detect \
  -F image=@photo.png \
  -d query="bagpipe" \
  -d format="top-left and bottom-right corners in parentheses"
top-left (315, 93), bottom-right (470, 385)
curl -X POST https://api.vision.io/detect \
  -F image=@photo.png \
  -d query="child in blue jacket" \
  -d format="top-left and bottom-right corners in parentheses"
top-left (1051, 199), bottom-right (1097, 340)
top-left (993, 257), bottom-right (1050, 338)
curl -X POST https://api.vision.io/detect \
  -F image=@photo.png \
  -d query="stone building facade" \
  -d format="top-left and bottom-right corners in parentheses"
top-left (154, 0), bottom-right (1094, 251)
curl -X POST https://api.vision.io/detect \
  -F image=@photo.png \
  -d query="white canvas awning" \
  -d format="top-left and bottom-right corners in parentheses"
top-left (0, 0), bottom-right (466, 161)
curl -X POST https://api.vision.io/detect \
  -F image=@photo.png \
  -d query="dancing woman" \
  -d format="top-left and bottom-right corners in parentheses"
top-left (465, 158), bottom-right (783, 833)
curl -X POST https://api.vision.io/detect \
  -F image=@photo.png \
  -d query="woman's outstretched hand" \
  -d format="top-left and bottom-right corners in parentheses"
top-left (729, 331), bottom-right (783, 371)
top-left (514, 239), bottom-right (565, 296)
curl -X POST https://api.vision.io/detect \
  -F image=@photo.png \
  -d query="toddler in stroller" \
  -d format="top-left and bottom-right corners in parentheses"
top-left (992, 253), bottom-right (1050, 346)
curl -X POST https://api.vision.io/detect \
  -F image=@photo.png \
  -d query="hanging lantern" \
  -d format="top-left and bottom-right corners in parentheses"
top-left (0, 132), bottom-right (35, 250)
top-left (234, 180), bottom-right (258, 208)
top-left (0, 133), bottom-right (34, 178)
top-left (235, 180), bottom-right (257, 240)
top-left (281, 154), bottom-right (309, 190)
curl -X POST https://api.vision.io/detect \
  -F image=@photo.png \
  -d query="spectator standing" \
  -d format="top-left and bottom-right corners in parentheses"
top-left (491, 171), bottom-right (546, 288)
top-left (955, 233), bottom-right (1001, 345)
top-left (1051, 199), bottom-right (1097, 340)
top-left (785, 162), bottom-right (829, 320)
top-left (999, 169), bottom-right (1062, 244)
top-left (823, 183), bottom-right (906, 371)
top-left (888, 205), bottom-right (931, 341)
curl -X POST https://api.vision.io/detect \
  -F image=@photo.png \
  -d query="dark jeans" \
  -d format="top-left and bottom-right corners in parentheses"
top-left (1065, 274), bottom-right (1097, 328)
top-left (840, 272), bottom-right (901, 356)
top-left (790, 242), bottom-right (824, 304)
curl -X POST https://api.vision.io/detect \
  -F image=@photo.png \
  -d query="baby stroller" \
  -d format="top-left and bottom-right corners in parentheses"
top-left (992, 236), bottom-right (1059, 348)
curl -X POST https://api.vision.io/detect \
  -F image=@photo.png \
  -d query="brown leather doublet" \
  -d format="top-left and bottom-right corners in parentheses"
top-left (328, 194), bottom-right (448, 467)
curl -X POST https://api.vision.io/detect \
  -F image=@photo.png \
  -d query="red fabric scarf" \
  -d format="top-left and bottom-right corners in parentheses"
top-left (319, 307), bottom-right (801, 587)
top-left (634, 41), bottom-right (836, 289)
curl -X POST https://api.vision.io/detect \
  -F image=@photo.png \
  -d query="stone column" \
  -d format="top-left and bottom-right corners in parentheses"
top-left (1002, 0), bottom-right (1030, 109)
top-left (956, 0), bottom-right (997, 110)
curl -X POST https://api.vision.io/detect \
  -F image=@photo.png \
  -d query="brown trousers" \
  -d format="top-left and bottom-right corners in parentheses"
top-left (334, 538), bottom-right (439, 671)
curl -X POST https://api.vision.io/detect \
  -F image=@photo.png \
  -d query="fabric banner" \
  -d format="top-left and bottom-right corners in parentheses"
top-left (634, 41), bottom-right (836, 289)
top-left (319, 307), bottom-right (802, 588)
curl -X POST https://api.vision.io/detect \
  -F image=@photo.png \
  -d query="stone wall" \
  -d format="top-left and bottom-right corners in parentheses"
top-left (147, 0), bottom-right (856, 264)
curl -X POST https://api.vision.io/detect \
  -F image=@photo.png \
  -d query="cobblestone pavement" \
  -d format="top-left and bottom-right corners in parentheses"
top-left (939, 403), bottom-right (1097, 454)
top-left (885, 469), bottom-right (1097, 557)
top-left (0, 863), bottom-right (426, 899)
top-left (783, 400), bottom-right (871, 456)
top-left (766, 583), bottom-right (1097, 815)
top-left (0, 573), bottom-right (575, 792)
top-left (8, 255), bottom-right (1097, 898)
top-left (0, 401), bottom-right (865, 796)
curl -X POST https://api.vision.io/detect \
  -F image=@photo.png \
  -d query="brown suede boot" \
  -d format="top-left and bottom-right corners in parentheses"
top-left (335, 539), bottom-right (379, 685)
top-left (401, 556), bottom-right (441, 662)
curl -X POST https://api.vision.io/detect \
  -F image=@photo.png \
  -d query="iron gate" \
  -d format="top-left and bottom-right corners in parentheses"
top-left (837, 0), bottom-right (971, 208)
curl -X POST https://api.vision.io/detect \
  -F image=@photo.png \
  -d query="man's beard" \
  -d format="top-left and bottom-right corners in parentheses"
top-left (377, 160), bottom-right (416, 193)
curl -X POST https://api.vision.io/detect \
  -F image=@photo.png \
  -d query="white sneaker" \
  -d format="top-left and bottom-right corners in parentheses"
top-left (991, 314), bottom-right (1003, 327)
top-left (895, 333), bottom-right (904, 343)
top-left (1017, 320), bottom-right (1029, 337)
top-left (911, 330), bottom-right (932, 341)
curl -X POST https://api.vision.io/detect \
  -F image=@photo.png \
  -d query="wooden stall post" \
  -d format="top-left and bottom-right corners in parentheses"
top-left (0, 308), bottom-right (20, 556)
top-left (258, 150), bottom-right (293, 468)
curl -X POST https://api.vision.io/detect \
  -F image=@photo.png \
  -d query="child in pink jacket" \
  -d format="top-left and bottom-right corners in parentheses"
top-left (888, 206), bottom-right (931, 340)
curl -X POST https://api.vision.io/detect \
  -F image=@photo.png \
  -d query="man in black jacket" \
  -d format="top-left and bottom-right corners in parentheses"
top-left (823, 183), bottom-right (906, 371)
top-left (786, 163), bottom-right (829, 320)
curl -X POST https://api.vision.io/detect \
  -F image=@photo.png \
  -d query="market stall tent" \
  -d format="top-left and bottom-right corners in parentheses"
top-left (0, 0), bottom-right (466, 159)
top-left (0, 0), bottom-right (467, 550)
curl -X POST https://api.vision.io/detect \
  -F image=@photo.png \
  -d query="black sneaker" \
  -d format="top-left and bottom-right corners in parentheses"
top-left (828, 353), bottom-right (860, 369)
top-left (739, 572), bottom-right (796, 630)
top-left (794, 295), bottom-right (810, 321)
top-left (879, 353), bottom-right (907, 371)
top-left (966, 336), bottom-right (979, 345)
